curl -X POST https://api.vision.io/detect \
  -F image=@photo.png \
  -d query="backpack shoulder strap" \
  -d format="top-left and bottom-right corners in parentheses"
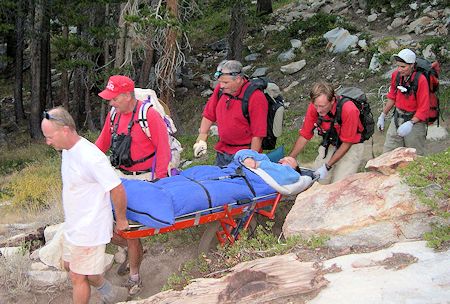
top-left (241, 83), bottom-right (260, 122)
top-left (137, 102), bottom-right (152, 138)
top-left (335, 96), bottom-right (349, 125)
top-left (395, 71), bottom-right (401, 87)
top-left (411, 70), bottom-right (422, 98)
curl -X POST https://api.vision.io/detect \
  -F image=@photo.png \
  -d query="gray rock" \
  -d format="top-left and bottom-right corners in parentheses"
top-left (251, 67), bottom-right (268, 78)
top-left (244, 53), bottom-right (260, 62)
top-left (308, 241), bottom-right (450, 304)
top-left (357, 39), bottom-right (368, 50)
top-left (277, 49), bottom-right (296, 62)
top-left (367, 13), bottom-right (377, 22)
top-left (323, 28), bottom-right (358, 53)
top-left (280, 60), bottom-right (306, 74)
top-left (369, 54), bottom-right (381, 72)
top-left (28, 270), bottom-right (68, 287)
top-left (209, 39), bottom-right (228, 51)
top-left (200, 89), bottom-right (213, 98)
top-left (422, 44), bottom-right (436, 60)
top-left (290, 39), bottom-right (302, 49)
top-left (426, 125), bottom-right (448, 141)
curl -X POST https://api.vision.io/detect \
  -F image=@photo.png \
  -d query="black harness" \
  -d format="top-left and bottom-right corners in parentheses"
top-left (110, 103), bottom-right (155, 168)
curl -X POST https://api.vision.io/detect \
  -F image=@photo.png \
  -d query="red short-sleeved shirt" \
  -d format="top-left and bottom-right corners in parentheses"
top-left (386, 70), bottom-right (430, 121)
top-left (96, 100), bottom-right (171, 178)
top-left (299, 99), bottom-right (363, 144)
top-left (203, 81), bottom-right (268, 154)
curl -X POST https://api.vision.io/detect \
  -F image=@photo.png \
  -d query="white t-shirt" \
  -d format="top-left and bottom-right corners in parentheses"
top-left (61, 137), bottom-right (121, 246)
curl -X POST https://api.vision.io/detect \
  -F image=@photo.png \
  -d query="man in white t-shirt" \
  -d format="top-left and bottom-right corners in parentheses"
top-left (41, 107), bottom-right (129, 304)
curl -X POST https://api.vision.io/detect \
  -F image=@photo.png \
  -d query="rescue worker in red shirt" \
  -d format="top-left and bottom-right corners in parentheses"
top-left (377, 49), bottom-right (429, 155)
top-left (280, 81), bottom-right (364, 184)
top-left (193, 60), bottom-right (268, 166)
top-left (96, 75), bottom-right (171, 297)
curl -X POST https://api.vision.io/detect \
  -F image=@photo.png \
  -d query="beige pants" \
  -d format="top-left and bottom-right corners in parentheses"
top-left (114, 169), bottom-right (153, 181)
top-left (383, 117), bottom-right (426, 156)
top-left (63, 239), bottom-right (106, 275)
top-left (313, 143), bottom-right (365, 184)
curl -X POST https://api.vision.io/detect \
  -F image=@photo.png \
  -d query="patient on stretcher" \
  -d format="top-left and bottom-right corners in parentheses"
top-left (117, 150), bottom-right (313, 228)
top-left (235, 149), bottom-right (301, 186)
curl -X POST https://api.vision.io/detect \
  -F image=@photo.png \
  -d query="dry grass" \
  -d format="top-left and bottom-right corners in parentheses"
top-left (0, 253), bottom-right (32, 297)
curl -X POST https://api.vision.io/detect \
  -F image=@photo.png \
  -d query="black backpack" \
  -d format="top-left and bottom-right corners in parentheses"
top-left (335, 87), bottom-right (375, 142)
top-left (219, 77), bottom-right (285, 150)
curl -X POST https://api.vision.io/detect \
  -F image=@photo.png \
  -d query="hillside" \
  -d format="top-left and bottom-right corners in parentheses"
top-left (173, 0), bottom-right (449, 137)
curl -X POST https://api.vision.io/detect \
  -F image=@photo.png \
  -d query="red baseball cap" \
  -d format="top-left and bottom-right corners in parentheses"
top-left (98, 75), bottom-right (135, 100)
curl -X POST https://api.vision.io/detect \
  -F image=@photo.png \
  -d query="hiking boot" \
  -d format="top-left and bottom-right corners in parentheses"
top-left (122, 277), bottom-right (143, 297)
top-left (101, 286), bottom-right (128, 304)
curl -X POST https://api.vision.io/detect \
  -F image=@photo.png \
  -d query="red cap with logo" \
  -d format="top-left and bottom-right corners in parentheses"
top-left (98, 75), bottom-right (135, 100)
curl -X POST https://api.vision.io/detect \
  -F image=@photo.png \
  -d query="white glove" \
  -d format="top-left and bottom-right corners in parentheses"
top-left (193, 140), bottom-right (207, 157)
top-left (377, 113), bottom-right (386, 131)
top-left (314, 164), bottom-right (329, 180)
top-left (397, 120), bottom-right (414, 137)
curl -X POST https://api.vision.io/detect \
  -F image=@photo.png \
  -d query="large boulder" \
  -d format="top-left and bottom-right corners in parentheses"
top-left (308, 241), bottom-right (450, 304)
top-left (282, 148), bottom-right (444, 249)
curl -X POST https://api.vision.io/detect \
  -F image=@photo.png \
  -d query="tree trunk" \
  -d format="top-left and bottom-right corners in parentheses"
top-left (40, 2), bottom-right (51, 110)
top-left (114, 2), bottom-right (128, 68)
top-left (99, 3), bottom-right (111, 127)
top-left (84, 80), bottom-right (96, 131)
top-left (228, 1), bottom-right (247, 62)
top-left (135, 254), bottom-right (327, 303)
top-left (14, 0), bottom-right (26, 124)
top-left (158, 0), bottom-right (181, 132)
top-left (256, 0), bottom-right (273, 16)
top-left (59, 26), bottom-right (70, 110)
top-left (30, 0), bottom-right (45, 139)
top-left (72, 67), bottom-right (84, 129)
top-left (138, 42), bottom-right (155, 88)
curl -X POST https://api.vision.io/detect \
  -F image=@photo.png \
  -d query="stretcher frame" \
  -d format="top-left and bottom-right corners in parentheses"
top-left (117, 192), bottom-right (283, 247)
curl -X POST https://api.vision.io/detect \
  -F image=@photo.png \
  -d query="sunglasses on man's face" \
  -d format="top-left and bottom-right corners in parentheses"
top-left (43, 111), bottom-right (65, 123)
top-left (214, 70), bottom-right (241, 80)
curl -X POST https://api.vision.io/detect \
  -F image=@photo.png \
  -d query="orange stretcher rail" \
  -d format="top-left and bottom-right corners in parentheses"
top-left (117, 192), bottom-right (283, 246)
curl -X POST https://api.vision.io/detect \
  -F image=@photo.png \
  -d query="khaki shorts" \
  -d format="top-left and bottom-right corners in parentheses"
top-left (115, 169), bottom-right (153, 181)
top-left (314, 143), bottom-right (364, 184)
top-left (63, 238), bottom-right (106, 275)
top-left (383, 117), bottom-right (426, 156)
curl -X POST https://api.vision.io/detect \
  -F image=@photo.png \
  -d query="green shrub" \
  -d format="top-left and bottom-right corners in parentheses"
top-left (0, 143), bottom-right (55, 176)
top-left (288, 13), bottom-right (357, 40)
top-left (400, 148), bottom-right (450, 249)
top-left (162, 255), bottom-right (210, 291)
top-left (423, 223), bottom-right (450, 250)
top-left (4, 157), bottom-right (62, 211)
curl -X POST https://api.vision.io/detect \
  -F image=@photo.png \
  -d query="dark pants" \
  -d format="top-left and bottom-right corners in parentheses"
top-left (215, 151), bottom-right (235, 167)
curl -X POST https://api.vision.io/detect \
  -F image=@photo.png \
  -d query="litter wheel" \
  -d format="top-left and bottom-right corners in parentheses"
top-left (197, 222), bottom-right (220, 255)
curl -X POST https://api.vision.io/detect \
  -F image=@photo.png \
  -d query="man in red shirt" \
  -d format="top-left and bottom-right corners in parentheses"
top-left (377, 49), bottom-right (429, 155)
top-left (96, 75), bottom-right (171, 297)
top-left (193, 60), bottom-right (268, 166)
top-left (280, 81), bottom-right (364, 184)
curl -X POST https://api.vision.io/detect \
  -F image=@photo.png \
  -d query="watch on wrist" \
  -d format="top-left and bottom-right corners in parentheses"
top-left (325, 163), bottom-right (332, 171)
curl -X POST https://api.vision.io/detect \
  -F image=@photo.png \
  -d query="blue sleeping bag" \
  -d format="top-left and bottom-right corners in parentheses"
top-left (118, 162), bottom-right (276, 228)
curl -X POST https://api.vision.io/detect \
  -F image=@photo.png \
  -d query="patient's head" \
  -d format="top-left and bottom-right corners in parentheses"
top-left (242, 156), bottom-right (298, 170)
top-left (279, 157), bottom-right (297, 169)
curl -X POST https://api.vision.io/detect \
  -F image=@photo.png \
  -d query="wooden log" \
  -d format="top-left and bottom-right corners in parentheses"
top-left (125, 254), bottom-right (328, 304)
